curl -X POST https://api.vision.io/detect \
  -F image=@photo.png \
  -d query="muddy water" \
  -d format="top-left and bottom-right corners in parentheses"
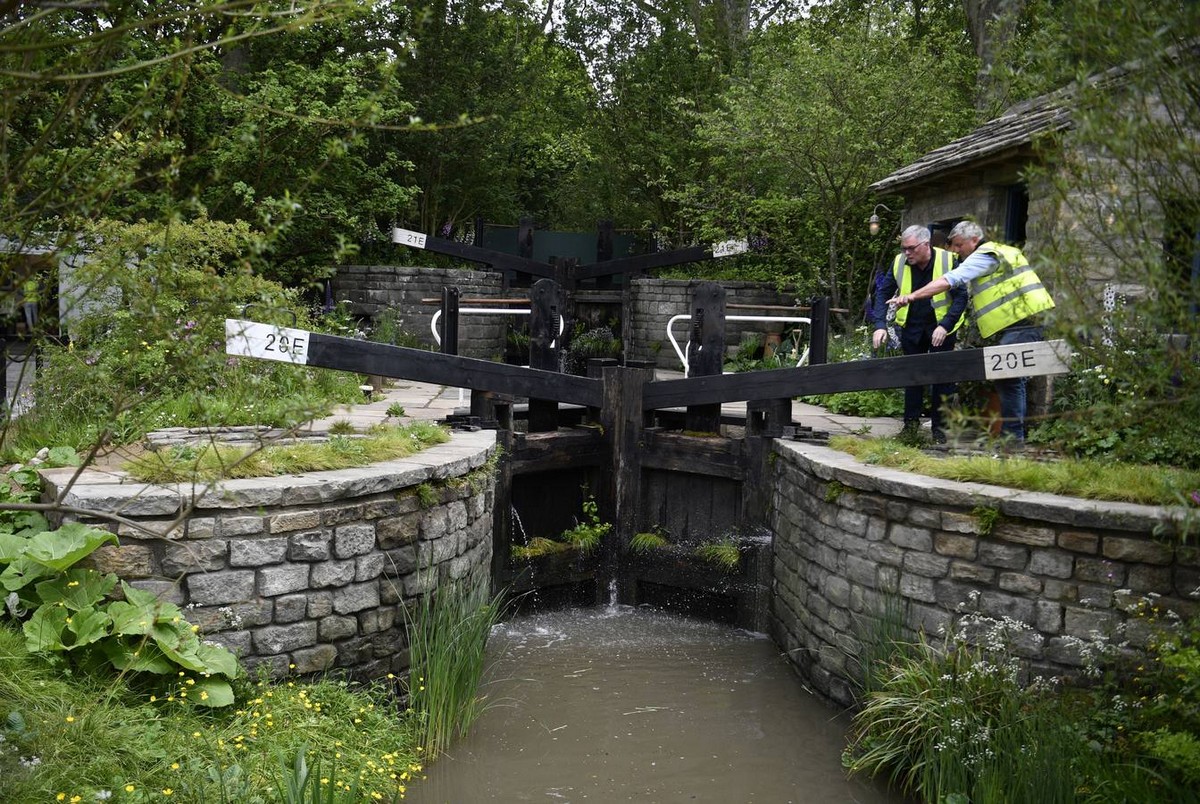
top-left (408, 605), bottom-right (899, 803)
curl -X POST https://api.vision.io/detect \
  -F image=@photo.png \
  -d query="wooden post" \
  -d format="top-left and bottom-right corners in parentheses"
top-left (529, 278), bottom-right (566, 432)
top-left (601, 361), bottom-right (655, 605)
top-left (440, 286), bottom-right (460, 355)
top-left (587, 358), bottom-right (618, 425)
top-left (809, 295), bottom-right (830, 365)
top-left (491, 429), bottom-right (516, 589)
top-left (685, 281), bottom-right (726, 433)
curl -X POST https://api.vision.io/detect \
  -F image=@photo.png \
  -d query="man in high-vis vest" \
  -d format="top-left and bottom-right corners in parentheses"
top-left (872, 225), bottom-right (968, 443)
top-left (888, 219), bottom-right (1056, 444)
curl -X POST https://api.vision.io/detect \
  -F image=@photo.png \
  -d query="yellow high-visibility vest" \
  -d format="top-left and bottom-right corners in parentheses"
top-left (968, 242), bottom-right (1055, 338)
top-left (891, 247), bottom-right (963, 333)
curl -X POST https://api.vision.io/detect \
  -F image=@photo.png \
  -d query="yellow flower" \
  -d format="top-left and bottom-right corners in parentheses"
top-left (57, 794), bottom-right (67, 801)
top-left (65, 716), bottom-right (75, 723)
top-left (125, 785), bottom-right (136, 793)
top-left (171, 763), bottom-right (180, 770)
top-left (71, 797), bottom-right (82, 803)
top-left (162, 788), bottom-right (174, 796)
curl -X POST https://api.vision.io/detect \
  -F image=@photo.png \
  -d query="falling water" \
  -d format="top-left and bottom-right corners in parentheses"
top-left (511, 504), bottom-right (529, 542)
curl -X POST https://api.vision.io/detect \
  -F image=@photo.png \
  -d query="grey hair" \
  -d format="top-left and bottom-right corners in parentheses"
top-left (949, 220), bottom-right (984, 241)
top-left (900, 225), bottom-right (930, 243)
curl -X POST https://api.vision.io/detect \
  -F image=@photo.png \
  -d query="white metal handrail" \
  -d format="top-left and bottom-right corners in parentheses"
top-left (431, 308), bottom-right (565, 349)
top-left (667, 314), bottom-right (811, 377)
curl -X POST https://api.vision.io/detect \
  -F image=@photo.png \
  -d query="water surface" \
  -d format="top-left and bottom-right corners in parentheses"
top-left (408, 605), bottom-right (898, 803)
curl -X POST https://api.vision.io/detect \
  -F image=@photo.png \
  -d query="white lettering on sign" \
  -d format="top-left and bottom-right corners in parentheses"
top-left (712, 239), bottom-right (749, 258)
top-left (981, 339), bottom-right (1070, 380)
top-left (225, 319), bottom-right (311, 365)
top-left (392, 227), bottom-right (428, 249)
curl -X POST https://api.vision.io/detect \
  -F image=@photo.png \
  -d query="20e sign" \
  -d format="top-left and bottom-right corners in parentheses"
top-left (990, 347), bottom-right (1036, 373)
top-left (264, 331), bottom-right (305, 357)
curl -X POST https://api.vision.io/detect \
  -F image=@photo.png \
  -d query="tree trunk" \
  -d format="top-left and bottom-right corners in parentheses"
top-left (962, 0), bottom-right (1028, 111)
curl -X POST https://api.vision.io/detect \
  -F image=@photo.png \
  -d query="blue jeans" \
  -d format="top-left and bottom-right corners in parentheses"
top-left (995, 325), bottom-right (1044, 442)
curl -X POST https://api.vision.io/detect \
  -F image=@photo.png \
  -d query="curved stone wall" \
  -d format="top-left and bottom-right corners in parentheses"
top-left (770, 441), bottom-right (1197, 706)
top-left (42, 430), bottom-right (498, 679)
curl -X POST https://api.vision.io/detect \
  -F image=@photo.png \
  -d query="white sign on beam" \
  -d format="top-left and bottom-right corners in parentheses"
top-left (225, 319), bottom-right (311, 365)
top-left (392, 227), bottom-right (428, 249)
top-left (981, 339), bottom-right (1071, 380)
top-left (712, 239), bottom-right (749, 258)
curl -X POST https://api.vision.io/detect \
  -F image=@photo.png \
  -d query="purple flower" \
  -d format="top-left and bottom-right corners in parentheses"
top-left (1190, 491), bottom-right (1200, 507)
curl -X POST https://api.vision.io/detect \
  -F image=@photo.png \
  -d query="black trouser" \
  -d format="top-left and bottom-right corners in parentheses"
top-left (899, 324), bottom-right (957, 435)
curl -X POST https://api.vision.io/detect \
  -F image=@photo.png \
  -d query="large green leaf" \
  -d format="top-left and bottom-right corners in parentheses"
top-left (24, 523), bottom-right (118, 572)
top-left (23, 604), bottom-right (69, 652)
top-left (1, 556), bottom-right (53, 592)
top-left (191, 677), bottom-right (235, 708)
top-left (66, 607), bottom-right (112, 648)
top-left (120, 580), bottom-right (184, 624)
top-left (0, 532), bottom-right (27, 563)
top-left (35, 568), bottom-right (117, 611)
top-left (102, 637), bottom-right (175, 674)
top-left (108, 599), bottom-right (159, 636)
top-left (196, 641), bottom-right (241, 680)
top-left (152, 622), bottom-right (208, 673)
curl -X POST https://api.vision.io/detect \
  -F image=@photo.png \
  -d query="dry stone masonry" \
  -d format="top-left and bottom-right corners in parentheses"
top-left (41, 430), bottom-right (498, 680)
top-left (770, 441), bottom-right (1198, 706)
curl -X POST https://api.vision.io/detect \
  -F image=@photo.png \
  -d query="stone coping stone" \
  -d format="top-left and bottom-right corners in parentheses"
top-left (40, 430), bottom-right (497, 516)
top-left (777, 440), bottom-right (1187, 536)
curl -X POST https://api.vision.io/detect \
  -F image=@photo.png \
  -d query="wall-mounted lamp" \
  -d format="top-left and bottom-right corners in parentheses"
top-left (868, 203), bottom-right (893, 236)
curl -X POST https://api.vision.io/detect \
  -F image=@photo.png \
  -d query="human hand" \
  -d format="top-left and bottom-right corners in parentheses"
top-left (932, 326), bottom-right (948, 347)
top-left (872, 328), bottom-right (888, 349)
top-left (888, 294), bottom-right (909, 308)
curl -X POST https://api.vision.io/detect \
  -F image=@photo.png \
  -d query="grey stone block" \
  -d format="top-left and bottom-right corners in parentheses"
top-left (162, 540), bottom-right (229, 575)
top-left (229, 538), bottom-right (289, 567)
top-left (259, 565), bottom-right (310, 597)
top-left (333, 582), bottom-right (380, 614)
top-left (312, 560), bottom-right (356, 588)
top-left (253, 621), bottom-right (318, 655)
top-left (289, 530), bottom-right (331, 561)
top-left (186, 570), bottom-right (255, 605)
top-left (334, 524), bottom-right (376, 558)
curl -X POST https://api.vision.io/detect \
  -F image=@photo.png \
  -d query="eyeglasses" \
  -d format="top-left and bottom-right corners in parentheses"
top-left (900, 242), bottom-right (927, 252)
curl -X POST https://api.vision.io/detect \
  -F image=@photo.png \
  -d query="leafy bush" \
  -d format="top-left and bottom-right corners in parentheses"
top-left (564, 323), bottom-right (622, 375)
top-left (0, 468), bottom-right (239, 706)
top-left (3, 218), bottom-right (364, 461)
top-left (1029, 342), bottom-right (1200, 470)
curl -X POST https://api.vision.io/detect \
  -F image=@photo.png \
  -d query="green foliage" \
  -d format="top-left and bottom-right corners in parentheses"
top-left (824, 480), bottom-right (847, 504)
top-left (693, 537), bottom-right (740, 571)
top-left (1019, 0), bottom-right (1200, 471)
top-left (972, 505), bottom-right (1001, 537)
top-left (673, 20), bottom-right (977, 308)
top-left (415, 483), bottom-right (439, 510)
top-left (630, 529), bottom-right (670, 553)
top-left (0, 470), bottom-right (239, 706)
top-left (829, 435), bottom-right (1200, 507)
top-left (4, 218), bottom-right (364, 461)
top-left (125, 422), bottom-right (449, 483)
top-left (0, 628), bottom-right (425, 802)
top-left (564, 323), bottom-right (622, 376)
top-left (559, 493), bottom-right (611, 554)
top-left (723, 333), bottom-right (790, 374)
top-left (385, 403), bottom-right (407, 419)
top-left (845, 623), bottom-right (1083, 803)
top-left (404, 581), bottom-right (505, 758)
top-left (510, 537), bottom-right (570, 560)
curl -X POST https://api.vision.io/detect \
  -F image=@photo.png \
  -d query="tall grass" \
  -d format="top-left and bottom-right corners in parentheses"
top-left (405, 581), bottom-right (506, 758)
top-left (848, 591), bottom-right (912, 694)
top-left (845, 632), bottom-right (1085, 803)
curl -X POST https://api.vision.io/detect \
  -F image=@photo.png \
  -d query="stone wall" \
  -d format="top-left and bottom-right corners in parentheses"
top-left (332, 265), bottom-right (511, 359)
top-left (42, 431), bottom-right (498, 680)
top-left (770, 440), bottom-right (1196, 706)
top-left (625, 278), bottom-right (801, 370)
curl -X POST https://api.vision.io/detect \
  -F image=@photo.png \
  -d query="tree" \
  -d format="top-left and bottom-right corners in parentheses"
top-left (674, 20), bottom-right (976, 312)
top-left (1023, 0), bottom-right (1200, 468)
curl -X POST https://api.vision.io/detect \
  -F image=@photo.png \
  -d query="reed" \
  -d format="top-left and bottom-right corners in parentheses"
top-left (405, 581), bottom-right (506, 757)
